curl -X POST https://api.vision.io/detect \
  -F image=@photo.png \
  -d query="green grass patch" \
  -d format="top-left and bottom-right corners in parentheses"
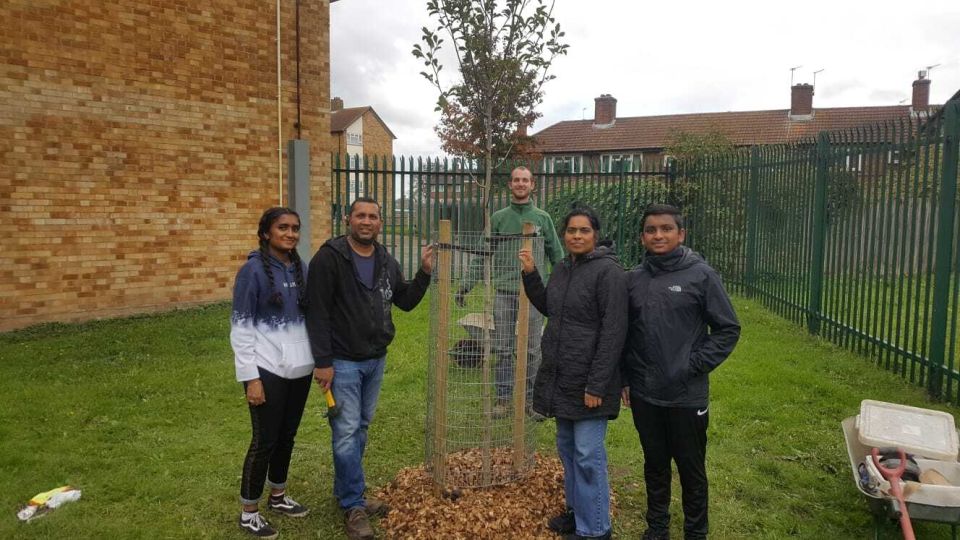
top-left (1, 298), bottom-right (957, 538)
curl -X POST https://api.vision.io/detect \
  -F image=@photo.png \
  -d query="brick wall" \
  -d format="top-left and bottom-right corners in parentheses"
top-left (361, 111), bottom-right (394, 158)
top-left (361, 110), bottom-right (395, 208)
top-left (0, 1), bottom-right (332, 331)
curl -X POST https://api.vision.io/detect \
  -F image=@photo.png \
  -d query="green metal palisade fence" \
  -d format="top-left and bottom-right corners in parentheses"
top-left (330, 153), bottom-right (678, 276)
top-left (332, 99), bottom-right (960, 402)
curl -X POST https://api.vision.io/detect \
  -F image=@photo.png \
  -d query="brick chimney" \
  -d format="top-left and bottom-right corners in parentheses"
top-left (912, 71), bottom-right (931, 112)
top-left (594, 94), bottom-right (617, 126)
top-left (790, 84), bottom-right (814, 118)
top-left (331, 97), bottom-right (344, 111)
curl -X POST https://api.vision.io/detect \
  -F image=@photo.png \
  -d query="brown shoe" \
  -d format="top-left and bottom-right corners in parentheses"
top-left (344, 507), bottom-right (374, 540)
top-left (364, 497), bottom-right (390, 517)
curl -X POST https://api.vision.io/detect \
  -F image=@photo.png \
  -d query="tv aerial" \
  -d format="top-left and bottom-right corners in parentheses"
top-left (790, 65), bottom-right (803, 86)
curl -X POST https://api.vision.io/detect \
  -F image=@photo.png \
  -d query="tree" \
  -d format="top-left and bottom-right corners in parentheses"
top-left (413, 0), bottom-right (568, 231)
top-left (664, 129), bottom-right (736, 164)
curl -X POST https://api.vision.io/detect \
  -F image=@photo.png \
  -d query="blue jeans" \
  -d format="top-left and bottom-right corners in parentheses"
top-left (330, 357), bottom-right (385, 510)
top-left (556, 417), bottom-right (611, 537)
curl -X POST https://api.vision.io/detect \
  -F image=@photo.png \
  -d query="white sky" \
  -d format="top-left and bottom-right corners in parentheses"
top-left (330, 0), bottom-right (960, 157)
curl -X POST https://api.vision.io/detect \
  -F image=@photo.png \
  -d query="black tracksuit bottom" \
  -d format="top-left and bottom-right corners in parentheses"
top-left (239, 367), bottom-right (312, 504)
top-left (630, 396), bottom-right (709, 540)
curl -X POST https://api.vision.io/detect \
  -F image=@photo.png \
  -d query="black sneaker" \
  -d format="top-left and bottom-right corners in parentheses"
top-left (562, 532), bottom-right (611, 540)
top-left (642, 529), bottom-right (670, 540)
top-left (268, 494), bottom-right (310, 518)
top-left (238, 513), bottom-right (279, 539)
top-left (547, 508), bottom-right (575, 533)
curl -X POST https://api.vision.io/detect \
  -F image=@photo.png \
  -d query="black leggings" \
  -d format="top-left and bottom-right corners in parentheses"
top-left (240, 368), bottom-right (312, 504)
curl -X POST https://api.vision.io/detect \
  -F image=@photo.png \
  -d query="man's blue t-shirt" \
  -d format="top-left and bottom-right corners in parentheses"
top-left (352, 250), bottom-right (375, 289)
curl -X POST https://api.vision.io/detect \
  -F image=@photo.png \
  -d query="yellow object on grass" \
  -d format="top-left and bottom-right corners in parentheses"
top-left (29, 485), bottom-right (76, 506)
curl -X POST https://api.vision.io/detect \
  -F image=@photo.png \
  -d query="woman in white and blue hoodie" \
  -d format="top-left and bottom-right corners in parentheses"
top-left (231, 207), bottom-right (314, 540)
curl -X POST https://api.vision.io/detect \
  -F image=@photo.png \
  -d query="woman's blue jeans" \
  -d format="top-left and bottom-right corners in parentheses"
top-left (555, 417), bottom-right (611, 537)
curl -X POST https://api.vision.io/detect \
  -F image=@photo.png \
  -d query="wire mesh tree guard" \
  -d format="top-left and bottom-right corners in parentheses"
top-left (426, 220), bottom-right (546, 489)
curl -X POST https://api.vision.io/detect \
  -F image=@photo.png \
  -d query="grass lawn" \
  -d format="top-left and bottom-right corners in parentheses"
top-left (1, 297), bottom-right (957, 539)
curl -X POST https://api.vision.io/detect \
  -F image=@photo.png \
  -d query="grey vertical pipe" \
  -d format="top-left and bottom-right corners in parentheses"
top-left (287, 139), bottom-right (312, 258)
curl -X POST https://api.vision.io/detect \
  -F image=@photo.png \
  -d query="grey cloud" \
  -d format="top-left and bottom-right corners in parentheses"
top-left (869, 89), bottom-right (908, 104)
top-left (818, 79), bottom-right (864, 99)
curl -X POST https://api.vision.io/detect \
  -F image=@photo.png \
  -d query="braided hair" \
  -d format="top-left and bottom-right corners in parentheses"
top-left (256, 207), bottom-right (307, 310)
top-left (289, 247), bottom-right (308, 309)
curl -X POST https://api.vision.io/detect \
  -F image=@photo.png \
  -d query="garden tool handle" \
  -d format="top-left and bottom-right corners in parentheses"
top-left (871, 447), bottom-right (915, 540)
top-left (871, 447), bottom-right (907, 481)
top-left (324, 389), bottom-right (336, 409)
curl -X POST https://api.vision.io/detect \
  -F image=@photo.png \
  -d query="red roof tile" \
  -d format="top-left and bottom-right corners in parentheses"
top-left (331, 107), bottom-right (368, 133)
top-left (533, 106), bottom-right (933, 153)
top-left (331, 106), bottom-right (397, 139)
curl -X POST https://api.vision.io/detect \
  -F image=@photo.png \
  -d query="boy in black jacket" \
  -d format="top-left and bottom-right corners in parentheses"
top-left (621, 204), bottom-right (740, 540)
top-left (306, 197), bottom-right (433, 540)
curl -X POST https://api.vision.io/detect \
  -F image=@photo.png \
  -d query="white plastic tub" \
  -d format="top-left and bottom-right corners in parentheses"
top-left (856, 399), bottom-right (959, 461)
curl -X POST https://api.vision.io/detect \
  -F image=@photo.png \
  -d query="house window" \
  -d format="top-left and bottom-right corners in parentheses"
top-left (601, 153), bottom-right (641, 173)
top-left (888, 150), bottom-right (901, 165)
top-left (544, 155), bottom-right (582, 174)
top-left (662, 154), bottom-right (676, 168)
top-left (347, 132), bottom-right (363, 146)
top-left (846, 154), bottom-right (863, 172)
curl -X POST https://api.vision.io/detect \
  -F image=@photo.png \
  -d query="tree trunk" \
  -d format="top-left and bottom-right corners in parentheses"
top-left (479, 101), bottom-right (495, 485)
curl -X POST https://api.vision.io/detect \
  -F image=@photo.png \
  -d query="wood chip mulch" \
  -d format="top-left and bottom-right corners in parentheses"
top-left (375, 451), bottom-right (567, 539)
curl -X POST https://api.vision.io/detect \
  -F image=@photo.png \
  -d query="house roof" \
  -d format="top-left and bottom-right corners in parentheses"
top-left (533, 105), bottom-right (934, 153)
top-left (330, 106), bottom-right (397, 139)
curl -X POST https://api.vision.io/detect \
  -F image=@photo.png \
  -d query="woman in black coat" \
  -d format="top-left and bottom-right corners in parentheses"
top-left (519, 207), bottom-right (628, 540)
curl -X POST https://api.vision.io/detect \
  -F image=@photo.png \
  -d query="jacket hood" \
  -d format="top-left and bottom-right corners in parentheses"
top-left (643, 245), bottom-right (702, 275)
top-left (566, 242), bottom-right (621, 266)
top-left (323, 235), bottom-right (387, 264)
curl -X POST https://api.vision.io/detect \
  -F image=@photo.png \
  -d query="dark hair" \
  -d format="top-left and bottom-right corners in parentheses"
top-left (257, 207), bottom-right (307, 310)
top-left (348, 196), bottom-right (380, 216)
top-left (641, 203), bottom-right (685, 229)
top-left (561, 204), bottom-right (601, 234)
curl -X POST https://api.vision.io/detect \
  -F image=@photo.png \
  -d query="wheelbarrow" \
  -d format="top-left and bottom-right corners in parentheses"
top-left (842, 416), bottom-right (960, 539)
top-left (448, 313), bottom-right (493, 369)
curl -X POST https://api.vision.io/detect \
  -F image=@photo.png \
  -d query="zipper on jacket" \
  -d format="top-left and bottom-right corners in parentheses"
top-left (546, 258), bottom-right (580, 416)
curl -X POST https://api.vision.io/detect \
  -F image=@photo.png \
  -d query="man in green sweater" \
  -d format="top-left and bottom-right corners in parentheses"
top-left (456, 166), bottom-right (563, 418)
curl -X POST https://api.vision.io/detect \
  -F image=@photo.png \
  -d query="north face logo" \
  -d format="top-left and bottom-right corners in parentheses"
top-left (668, 285), bottom-right (682, 292)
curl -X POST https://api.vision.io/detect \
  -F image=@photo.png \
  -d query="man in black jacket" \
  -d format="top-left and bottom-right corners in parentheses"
top-left (621, 204), bottom-right (740, 540)
top-left (305, 197), bottom-right (433, 540)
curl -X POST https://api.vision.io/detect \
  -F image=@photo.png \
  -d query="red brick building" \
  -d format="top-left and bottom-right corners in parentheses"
top-left (534, 74), bottom-right (940, 174)
top-left (1, 1), bottom-right (334, 331)
top-left (329, 97), bottom-right (397, 209)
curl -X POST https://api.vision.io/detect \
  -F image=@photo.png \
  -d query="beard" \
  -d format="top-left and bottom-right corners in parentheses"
top-left (349, 229), bottom-right (377, 245)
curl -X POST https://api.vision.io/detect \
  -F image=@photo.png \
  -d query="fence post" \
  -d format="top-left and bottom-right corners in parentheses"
top-left (616, 159), bottom-right (626, 251)
top-left (927, 102), bottom-right (960, 399)
top-left (333, 153), bottom-right (343, 236)
top-left (744, 147), bottom-right (761, 295)
top-left (807, 133), bottom-right (830, 335)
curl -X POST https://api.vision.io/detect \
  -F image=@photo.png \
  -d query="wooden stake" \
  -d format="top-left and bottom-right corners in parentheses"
top-left (512, 222), bottom-right (535, 471)
top-left (433, 220), bottom-right (452, 489)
